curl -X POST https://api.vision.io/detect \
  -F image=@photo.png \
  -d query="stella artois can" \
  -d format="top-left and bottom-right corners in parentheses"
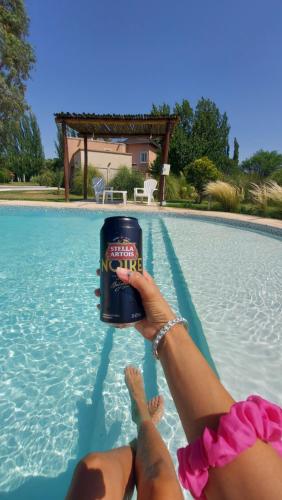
top-left (100, 216), bottom-right (145, 325)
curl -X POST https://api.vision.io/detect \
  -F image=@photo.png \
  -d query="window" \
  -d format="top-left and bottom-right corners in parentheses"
top-left (140, 151), bottom-right (148, 163)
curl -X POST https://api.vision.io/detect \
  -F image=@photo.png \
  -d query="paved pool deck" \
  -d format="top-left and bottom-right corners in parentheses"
top-left (1, 199), bottom-right (282, 234)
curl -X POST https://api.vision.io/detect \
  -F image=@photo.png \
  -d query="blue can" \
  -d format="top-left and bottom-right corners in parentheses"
top-left (100, 216), bottom-right (145, 325)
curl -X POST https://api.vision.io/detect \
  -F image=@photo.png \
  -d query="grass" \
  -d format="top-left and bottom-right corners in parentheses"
top-left (166, 200), bottom-right (282, 219)
top-left (0, 181), bottom-right (37, 186)
top-left (0, 190), bottom-right (81, 202)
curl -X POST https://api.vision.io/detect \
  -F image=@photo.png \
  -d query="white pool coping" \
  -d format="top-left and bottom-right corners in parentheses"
top-left (1, 199), bottom-right (282, 234)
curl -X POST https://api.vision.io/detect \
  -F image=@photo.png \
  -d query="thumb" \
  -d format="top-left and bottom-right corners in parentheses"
top-left (116, 267), bottom-right (155, 300)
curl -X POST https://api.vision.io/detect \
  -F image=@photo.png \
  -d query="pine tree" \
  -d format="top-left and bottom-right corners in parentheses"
top-left (55, 124), bottom-right (64, 169)
top-left (233, 138), bottom-right (239, 165)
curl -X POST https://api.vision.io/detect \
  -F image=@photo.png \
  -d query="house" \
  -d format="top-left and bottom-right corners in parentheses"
top-left (124, 137), bottom-right (159, 174)
top-left (67, 136), bottom-right (158, 183)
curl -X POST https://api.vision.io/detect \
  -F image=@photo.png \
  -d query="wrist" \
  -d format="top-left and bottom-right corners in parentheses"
top-left (152, 318), bottom-right (188, 359)
top-left (158, 323), bottom-right (189, 359)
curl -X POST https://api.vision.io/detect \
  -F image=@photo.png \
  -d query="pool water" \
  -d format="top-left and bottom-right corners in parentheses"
top-left (0, 208), bottom-right (281, 499)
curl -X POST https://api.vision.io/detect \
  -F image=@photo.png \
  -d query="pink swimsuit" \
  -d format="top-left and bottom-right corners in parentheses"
top-left (177, 396), bottom-right (282, 499)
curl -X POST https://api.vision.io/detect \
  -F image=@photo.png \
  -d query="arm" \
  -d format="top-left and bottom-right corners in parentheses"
top-left (116, 267), bottom-right (233, 442)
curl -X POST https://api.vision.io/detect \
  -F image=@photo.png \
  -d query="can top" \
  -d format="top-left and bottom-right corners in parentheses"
top-left (104, 216), bottom-right (138, 224)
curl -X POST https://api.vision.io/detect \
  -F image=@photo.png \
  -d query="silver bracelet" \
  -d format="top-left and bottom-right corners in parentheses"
top-left (152, 317), bottom-right (187, 359)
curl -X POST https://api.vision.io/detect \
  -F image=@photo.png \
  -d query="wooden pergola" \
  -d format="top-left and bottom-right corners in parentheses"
top-left (54, 113), bottom-right (179, 204)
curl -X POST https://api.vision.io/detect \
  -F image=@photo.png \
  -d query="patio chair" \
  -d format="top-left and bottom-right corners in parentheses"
top-left (134, 179), bottom-right (158, 205)
top-left (92, 177), bottom-right (113, 203)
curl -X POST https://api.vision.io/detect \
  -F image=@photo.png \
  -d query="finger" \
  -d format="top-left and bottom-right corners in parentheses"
top-left (94, 289), bottom-right (101, 297)
top-left (143, 270), bottom-right (154, 283)
top-left (96, 268), bottom-right (100, 276)
top-left (116, 268), bottom-right (156, 301)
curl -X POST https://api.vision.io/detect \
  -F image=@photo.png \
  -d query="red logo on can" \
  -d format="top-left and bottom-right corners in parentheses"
top-left (106, 242), bottom-right (138, 260)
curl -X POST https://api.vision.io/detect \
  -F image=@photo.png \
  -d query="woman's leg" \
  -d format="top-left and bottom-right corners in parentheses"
top-left (66, 444), bottom-right (135, 500)
top-left (125, 366), bottom-right (184, 500)
top-left (66, 386), bottom-right (174, 500)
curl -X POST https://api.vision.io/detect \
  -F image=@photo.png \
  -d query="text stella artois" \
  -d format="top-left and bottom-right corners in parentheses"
top-left (102, 242), bottom-right (142, 272)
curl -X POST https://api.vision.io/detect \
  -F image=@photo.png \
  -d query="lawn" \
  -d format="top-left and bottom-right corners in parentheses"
top-left (0, 190), bottom-right (81, 202)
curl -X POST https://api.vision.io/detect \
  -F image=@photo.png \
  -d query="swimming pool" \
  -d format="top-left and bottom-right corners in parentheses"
top-left (0, 207), bottom-right (281, 499)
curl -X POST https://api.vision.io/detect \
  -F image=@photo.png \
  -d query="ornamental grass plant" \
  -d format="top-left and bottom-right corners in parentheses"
top-left (265, 181), bottom-right (282, 204)
top-left (249, 183), bottom-right (269, 209)
top-left (204, 181), bottom-right (243, 211)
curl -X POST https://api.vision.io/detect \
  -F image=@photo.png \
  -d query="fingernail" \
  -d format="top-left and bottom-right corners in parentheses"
top-left (116, 267), bottom-right (131, 279)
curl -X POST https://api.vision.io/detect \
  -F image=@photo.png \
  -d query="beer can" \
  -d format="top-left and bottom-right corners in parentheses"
top-left (100, 216), bottom-right (145, 325)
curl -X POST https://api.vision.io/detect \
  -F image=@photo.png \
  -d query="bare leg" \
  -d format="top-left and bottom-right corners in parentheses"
top-left (66, 392), bottom-right (169, 500)
top-left (159, 325), bottom-right (282, 499)
top-left (125, 366), bottom-right (184, 500)
top-left (66, 444), bottom-right (135, 500)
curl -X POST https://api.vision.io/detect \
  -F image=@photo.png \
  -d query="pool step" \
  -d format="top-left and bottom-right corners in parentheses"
top-left (157, 218), bottom-right (218, 375)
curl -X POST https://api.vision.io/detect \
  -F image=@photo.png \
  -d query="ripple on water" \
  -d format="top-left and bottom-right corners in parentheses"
top-left (0, 208), bottom-right (281, 499)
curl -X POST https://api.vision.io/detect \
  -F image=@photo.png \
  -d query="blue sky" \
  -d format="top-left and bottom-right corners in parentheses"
top-left (25, 0), bottom-right (282, 161)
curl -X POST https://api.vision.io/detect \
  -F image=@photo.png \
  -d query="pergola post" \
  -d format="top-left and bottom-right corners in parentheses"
top-left (159, 121), bottom-right (171, 206)
top-left (83, 135), bottom-right (88, 200)
top-left (62, 121), bottom-right (70, 202)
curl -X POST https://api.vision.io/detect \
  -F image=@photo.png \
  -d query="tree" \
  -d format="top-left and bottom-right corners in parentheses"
top-left (191, 99), bottom-right (230, 171)
top-left (0, 0), bottom-right (35, 149)
top-left (150, 98), bottom-right (232, 175)
top-left (184, 156), bottom-right (220, 202)
top-left (151, 100), bottom-right (193, 174)
top-left (233, 137), bottom-right (239, 165)
top-left (173, 99), bottom-right (193, 135)
top-left (151, 103), bottom-right (171, 116)
top-left (5, 112), bottom-right (44, 180)
top-left (241, 150), bottom-right (282, 178)
top-left (55, 124), bottom-right (64, 169)
top-left (168, 126), bottom-right (192, 174)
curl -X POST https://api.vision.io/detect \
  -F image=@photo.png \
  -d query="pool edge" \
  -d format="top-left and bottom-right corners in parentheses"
top-left (0, 199), bottom-right (282, 238)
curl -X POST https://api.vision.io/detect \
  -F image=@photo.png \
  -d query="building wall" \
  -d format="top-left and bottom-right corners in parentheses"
top-left (74, 150), bottom-right (132, 183)
top-left (126, 143), bottom-right (157, 169)
top-left (67, 137), bottom-right (126, 165)
top-left (67, 137), bottom-right (156, 178)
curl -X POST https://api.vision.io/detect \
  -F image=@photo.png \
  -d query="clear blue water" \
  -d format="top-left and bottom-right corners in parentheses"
top-left (0, 207), bottom-right (281, 500)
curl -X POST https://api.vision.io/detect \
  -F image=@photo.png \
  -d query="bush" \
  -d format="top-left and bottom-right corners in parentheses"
top-left (0, 168), bottom-right (13, 183)
top-left (204, 181), bottom-right (243, 211)
top-left (163, 174), bottom-right (195, 201)
top-left (32, 169), bottom-right (64, 190)
top-left (184, 157), bottom-right (220, 201)
top-left (31, 169), bottom-right (55, 186)
top-left (112, 167), bottom-right (144, 199)
top-left (71, 165), bottom-right (102, 196)
top-left (239, 203), bottom-right (282, 220)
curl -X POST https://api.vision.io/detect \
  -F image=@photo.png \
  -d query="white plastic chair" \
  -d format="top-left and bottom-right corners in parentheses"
top-left (134, 179), bottom-right (158, 205)
top-left (92, 177), bottom-right (113, 203)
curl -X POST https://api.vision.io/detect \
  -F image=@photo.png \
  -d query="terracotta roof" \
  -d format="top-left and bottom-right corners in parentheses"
top-left (54, 113), bottom-right (179, 138)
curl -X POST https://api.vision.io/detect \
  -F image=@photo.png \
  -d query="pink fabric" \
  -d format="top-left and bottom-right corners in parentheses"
top-left (177, 396), bottom-right (282, 499)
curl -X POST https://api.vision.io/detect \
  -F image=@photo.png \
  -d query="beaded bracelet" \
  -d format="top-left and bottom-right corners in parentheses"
top-left (152, 317), bottom-right (187, 359)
